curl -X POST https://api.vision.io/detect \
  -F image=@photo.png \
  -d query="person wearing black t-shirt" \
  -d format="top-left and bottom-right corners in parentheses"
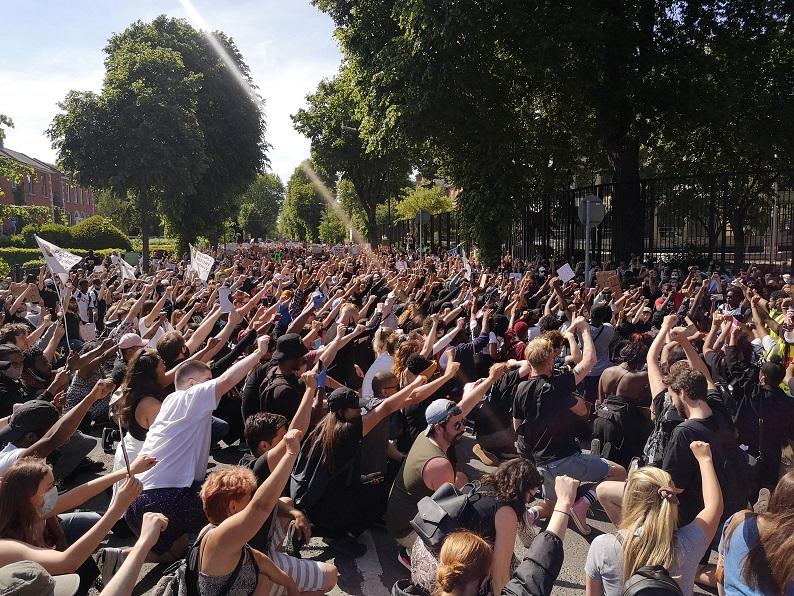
top-left (238, 372), bottom-right (339, 595)
top-left (512, 316), bottom-right (627, 536)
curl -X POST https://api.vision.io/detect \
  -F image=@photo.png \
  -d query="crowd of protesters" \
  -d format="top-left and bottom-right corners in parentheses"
top-left (0, 238), bottom-right (791, 596)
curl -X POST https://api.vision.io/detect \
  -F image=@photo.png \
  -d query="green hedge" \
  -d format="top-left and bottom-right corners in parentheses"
top-left (71, 216), bottom-right (132, 251)
top-left (0, 258), bottom-right (9, 279)
top-left (0, 247), bottom-right (125, 266)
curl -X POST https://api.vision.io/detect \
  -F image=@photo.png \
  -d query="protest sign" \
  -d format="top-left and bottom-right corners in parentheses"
top-left (556, 263), bottom-right (575, 283)
top-left (35, 235), bottom-right (82, 274)
top-left (189, 244), bottom-right (215, 282)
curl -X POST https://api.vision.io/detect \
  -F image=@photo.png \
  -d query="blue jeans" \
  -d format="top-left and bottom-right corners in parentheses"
top-left (59, 511), bottom-right (102, 545)
top-left (211, 416), bottom-right (229, 446)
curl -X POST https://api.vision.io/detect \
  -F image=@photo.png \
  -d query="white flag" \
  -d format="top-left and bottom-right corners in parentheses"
top-left (189, 244), bottom-right (215, 282)
top-left (35, 235), bottom-right (82, 274)
top-left (461, 248), bottom-right (472, 281)
top-left (111, 255), bottom-right (137, 281)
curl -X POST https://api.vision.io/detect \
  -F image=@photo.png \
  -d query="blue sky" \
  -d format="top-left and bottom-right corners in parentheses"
top-left (0, 0), bottom-right (342, 185)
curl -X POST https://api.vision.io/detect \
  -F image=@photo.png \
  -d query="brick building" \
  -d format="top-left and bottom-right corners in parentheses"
top-left (0, 143), bottom-right (96, 232)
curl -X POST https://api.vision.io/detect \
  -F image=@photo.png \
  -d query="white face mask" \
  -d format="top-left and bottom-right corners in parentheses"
top-left (36, 486), bottom-right (58, 517)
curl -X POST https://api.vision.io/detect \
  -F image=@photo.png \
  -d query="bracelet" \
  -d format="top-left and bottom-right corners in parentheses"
top-left (553, 509), bottom-right (571, 516)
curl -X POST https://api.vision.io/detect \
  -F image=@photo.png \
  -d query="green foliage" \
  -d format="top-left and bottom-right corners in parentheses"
top-left (71, 216), bottom-right (132, 250)
top-left (0, 206), bottom-right (52, 227)
top-left (395, 185), bottom-right (453, 221)
top-left (0, 116), bottom-right (35, 199)
top-left (278, 166), bottom-right (325, 242)
top-left (237, 173), bottom-right (285, 239)
top-left (0, 247), bottom-right (122, 266)
top-left (0, 258), bottom-right (9, 279)
top-left (318, 208), bottom-right (347, 244)
top-left (95, 189), bottom-right (138, 233)
top-left (105, 17), bottom-right (265, 249)
top-left (292, 65), bottom-right (410, 241)
top-left (314, 0), bottom-right (793, 265)
top-left (47, 15), bottom-right (266, 264)
top-left (20, 223), bottom-right (73, 248)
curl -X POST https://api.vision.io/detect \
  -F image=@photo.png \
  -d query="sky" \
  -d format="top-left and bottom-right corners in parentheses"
top-left (0, 0), bottom-right (342, 185)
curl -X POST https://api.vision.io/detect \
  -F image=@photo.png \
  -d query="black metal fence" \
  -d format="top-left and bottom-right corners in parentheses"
top-left (382, 172), bottom-right (794, 269)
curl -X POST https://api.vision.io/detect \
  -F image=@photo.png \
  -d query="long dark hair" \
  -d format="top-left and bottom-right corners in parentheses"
top-left (307, 411), bottom-right (352, 475)
top-left (738, 472), bottom-right (794, 593)
top-left (0, 458), bottom-right (51, 547)
top-left (117, 348), bottom-right (165, 428)
top-left (479, 458), bottom-right (542, 520)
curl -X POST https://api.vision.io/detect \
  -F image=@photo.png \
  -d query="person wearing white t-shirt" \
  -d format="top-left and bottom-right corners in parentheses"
top-left (123, 334), bottom-right (269, 562)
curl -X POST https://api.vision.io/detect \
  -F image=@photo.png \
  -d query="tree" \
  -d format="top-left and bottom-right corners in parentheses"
top-left (278, 166), bottom-right (325, 242)
top-left (48, 16), bottom-right (266, 265)
top-left (237, 172), bottom-right (284, 239)
top-left (107, 18), bottom-right (266, 252)
top-left (95, 189), bottom-right (139, 234)
top-left (314, 0), bottom-right (792, 265)
top-left (48, 38), bottom-right (207, 269)
top-left (0, 116), bottom-right (35, 199)
top-left (292, 65), bottom-right (410, 243)
top-left (395, 185), bottom-right (453, 221)
top-left (318, 208), bottom-right (346, 244)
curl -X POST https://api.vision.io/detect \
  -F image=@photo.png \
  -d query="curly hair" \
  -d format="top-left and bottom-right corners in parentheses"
top-left (433, 531), bottom-right (492, 596)
top-left (479, 458), bottom-right (543, 520)
top-left (200, 466), bottom-right (257, 524)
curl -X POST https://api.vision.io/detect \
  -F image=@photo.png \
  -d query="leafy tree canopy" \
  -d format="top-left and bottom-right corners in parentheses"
top-left (237, 172), bottom-right (285, 240)
top-left (278, 166), bottom-right (325, 242)
top-left (395, 185), bottom-right (453, 221)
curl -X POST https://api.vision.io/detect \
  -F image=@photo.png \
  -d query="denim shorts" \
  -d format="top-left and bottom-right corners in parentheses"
top-left (538, 452), bottom-right (610, 501)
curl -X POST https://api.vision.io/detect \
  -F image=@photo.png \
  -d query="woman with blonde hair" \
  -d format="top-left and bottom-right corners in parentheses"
top-left (585, 441), bottom-right (723, 596)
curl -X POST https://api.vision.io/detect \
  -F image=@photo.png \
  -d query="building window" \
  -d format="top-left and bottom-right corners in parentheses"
top-left (27, 176), bottom-right (33, 193)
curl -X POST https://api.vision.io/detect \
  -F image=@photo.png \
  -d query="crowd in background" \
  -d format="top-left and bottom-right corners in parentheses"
top-left (0, 240), bottom-right (791, 596)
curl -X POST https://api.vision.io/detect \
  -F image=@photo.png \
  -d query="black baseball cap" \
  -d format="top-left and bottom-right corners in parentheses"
top-left (272, 333), bottom-right (309, 362)
top-left (0, 400), bottom-right (60, 444)
top-left (327, 387), bottom-right (360, 412)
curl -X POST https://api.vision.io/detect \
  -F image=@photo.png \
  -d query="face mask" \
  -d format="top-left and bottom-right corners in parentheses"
top-left (36, 486), bottom-right (58, 517)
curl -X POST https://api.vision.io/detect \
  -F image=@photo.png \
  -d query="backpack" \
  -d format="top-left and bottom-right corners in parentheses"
top-left (642, 397), bottom-right (684, 467)
top-left (259, 366), bottom-right (293, 414)
top-left (622, 565), bottom-right (684, 596)
top-left (410, 481), bottom-right (493, 553)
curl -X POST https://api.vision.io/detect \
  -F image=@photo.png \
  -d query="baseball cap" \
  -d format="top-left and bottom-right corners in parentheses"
top-left (512, 321), bottom-right (529, 337)
top-left (272, 333), bottom-right (309, 362)
top-left (0, 560), bottom-right (79, 596)
top-left (424, 399), bottom-right (462, 435)
top-left (0, 400), bottom-right (60, 446)
top-left (642, 306), bottom-right (652, 313)
top-left (327, 387), bottom-right (360, 412)
top-left (118, 333), bottom-right (144, 350)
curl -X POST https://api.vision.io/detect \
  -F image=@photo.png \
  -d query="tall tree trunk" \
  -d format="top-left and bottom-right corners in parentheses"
top-left (606, 137), bottom-right (643, 262)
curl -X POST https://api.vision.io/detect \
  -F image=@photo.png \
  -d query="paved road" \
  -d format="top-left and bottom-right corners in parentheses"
top-left (79, 431), bottom-right (715, 595)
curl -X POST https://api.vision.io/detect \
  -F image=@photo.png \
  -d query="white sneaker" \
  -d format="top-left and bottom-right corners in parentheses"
top-left (99, 547), bottom-right (126, 586)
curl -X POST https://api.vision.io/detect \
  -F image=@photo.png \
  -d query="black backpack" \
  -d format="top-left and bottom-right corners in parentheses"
top-left (410, 481), bottom-right (495, 553)
top-left (623, 565), bottom-right (684, 596)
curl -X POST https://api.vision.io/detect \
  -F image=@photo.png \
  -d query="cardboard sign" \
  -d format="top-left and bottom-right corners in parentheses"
top-left (218, 287), bottom-right (233, 313)
top-left (556, 263), bottom-right (575, 283)
top-left (596, 270), bottom-right (623, 299)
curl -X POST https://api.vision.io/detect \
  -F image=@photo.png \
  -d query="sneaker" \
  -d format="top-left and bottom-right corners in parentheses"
top-left (98, 547), bottom-right (126, 586)
top-left (329, 535), bottom-right (366, 558)
top-left (590, 438), bottom-right (601, 456)
top-left (754, 488), bottom-right (771, 514)
top-left (569, 497), bottom-right (592, 535)
top-left (101, 428), bottom-right (117, 453)
top-left (473, 443), bottom-right (499, 466)
top-left (627, 457), bottom-right (640, 479)
top-left (397, 546), bottom-right (411, 570)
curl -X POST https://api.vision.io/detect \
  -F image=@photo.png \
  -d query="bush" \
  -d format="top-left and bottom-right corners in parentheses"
top-left (0, 247), bottom-right (125, 266)
top-left (71, 216), bottom-right (132, 251)
top-left (22, 223), bottom-right (73, 248)
top-left (0, 236), bottom-right (15, 248)
top-left (0, 258), bottom-right (9, 280)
